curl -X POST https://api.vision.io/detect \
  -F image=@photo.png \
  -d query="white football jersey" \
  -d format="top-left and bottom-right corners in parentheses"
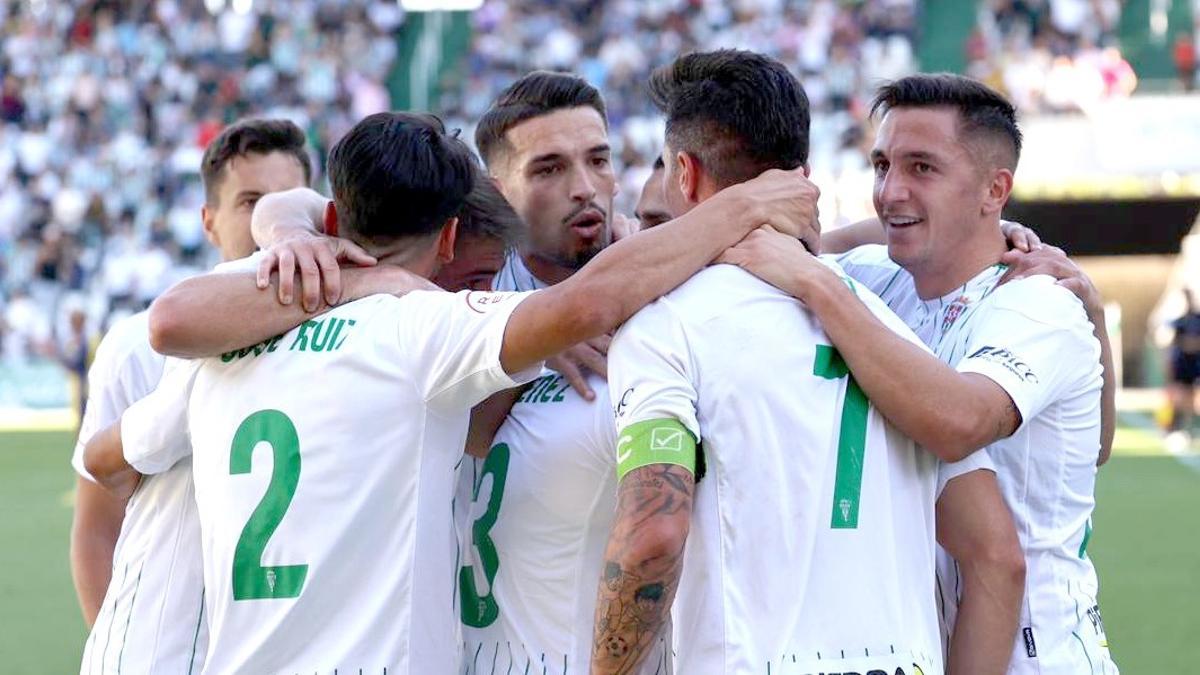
top-left (456, 253), bottom-right (669, 674)
top-left (74, 312), bottom-right (208, 675)
top-left (609, 263), bottom-right (943, 675)
top-left (120, 289), bottom-right (539, 674)
top-left (839, 245), bottom-right (1117, 674)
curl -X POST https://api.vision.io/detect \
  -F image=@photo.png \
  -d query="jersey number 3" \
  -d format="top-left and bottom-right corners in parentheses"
top-left (459, 442), bottom-right (510, 627)
top-left (814, 345), bottom-right (869, 529)
top-left (230, 409), bottom-right (309, 600)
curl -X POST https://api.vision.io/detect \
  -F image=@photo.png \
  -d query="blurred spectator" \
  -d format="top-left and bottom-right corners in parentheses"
top-left (0, 0), bottom-right (1152, 370)
top-left (1174, 32), bottom-right (1196, 91)
top-left (971, 0), bottom-right (1134, 113)
top-left (0, 0), bottom-right (403, 365)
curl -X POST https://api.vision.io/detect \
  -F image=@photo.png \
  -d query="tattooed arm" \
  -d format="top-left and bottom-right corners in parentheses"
top-left (591, 462), bottom-right (694, 674)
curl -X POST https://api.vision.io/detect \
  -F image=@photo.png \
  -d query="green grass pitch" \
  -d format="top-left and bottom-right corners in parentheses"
top-left (1, 429), bottom-right (1197, 673)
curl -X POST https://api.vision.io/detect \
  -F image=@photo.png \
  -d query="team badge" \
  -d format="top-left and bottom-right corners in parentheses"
top-left (942, 295), bottom-right (970, 333)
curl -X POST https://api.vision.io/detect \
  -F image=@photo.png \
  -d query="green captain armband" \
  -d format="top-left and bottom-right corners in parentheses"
top-left (615, 418), bottom-right (697, 481)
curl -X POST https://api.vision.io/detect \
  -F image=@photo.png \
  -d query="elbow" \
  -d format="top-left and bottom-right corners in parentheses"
top-left (82, 437), bottom-right (115, 486)
top-left (964, 536), bottom-right (1027, 595)
top-left (147, 293), bottom-right (191, 357)
top-left (922, 418), bottom-right (986, 463)
top-left (81, 444), bottom-right (104, 484)
top-left (620, 518), bottom-right (691, 571)
top-left (928, 404), bottom-right (1006, 462)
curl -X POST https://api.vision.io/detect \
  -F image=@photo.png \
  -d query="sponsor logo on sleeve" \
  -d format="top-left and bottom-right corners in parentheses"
top-left (968, 345), bottom-right (1039, 384)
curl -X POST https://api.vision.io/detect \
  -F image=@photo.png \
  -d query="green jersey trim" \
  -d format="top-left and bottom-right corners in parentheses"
top-left (616, 418), bottom-right (697, 480)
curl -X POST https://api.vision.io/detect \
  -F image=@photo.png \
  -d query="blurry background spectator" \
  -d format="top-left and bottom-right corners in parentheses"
top-left (0, 0), bottom-right (1160, 373)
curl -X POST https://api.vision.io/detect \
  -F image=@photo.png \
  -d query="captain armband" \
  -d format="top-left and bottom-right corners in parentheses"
top-left (615, 418), bottom-right (697, 481)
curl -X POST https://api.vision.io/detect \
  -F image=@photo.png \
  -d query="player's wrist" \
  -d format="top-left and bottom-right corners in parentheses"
top-left (797, 265), bottom-right (843, 310)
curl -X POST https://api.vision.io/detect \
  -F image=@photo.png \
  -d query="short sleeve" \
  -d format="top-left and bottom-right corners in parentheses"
top-left (121, 357), bottom-right (202, 475)
top-left (936, 450), bottom-right (996, 499)
top-left (956, 276), bottom-right (1101, 430)
top-left (608, 299), bottom-right (700, 443)
top-left (832, 245), bottom-right (907, 297)
top-left (72, 314), bottom-right (163, 481)
top-left (397, 289), bottom-right (542, 411)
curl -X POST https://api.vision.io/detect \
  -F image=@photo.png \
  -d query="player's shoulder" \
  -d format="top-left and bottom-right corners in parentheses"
top-left (94, 310), bottom-right (158, 367)
top-left (985, 275), bottom-right (1089, 328)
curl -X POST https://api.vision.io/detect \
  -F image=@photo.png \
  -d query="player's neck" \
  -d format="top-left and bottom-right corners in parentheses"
top-left (520, 251), bottom-right (574, 286)
top-left (375, 247), bottom-right (439, 278)
top-left (910, 229), bottom-right (1006, 300)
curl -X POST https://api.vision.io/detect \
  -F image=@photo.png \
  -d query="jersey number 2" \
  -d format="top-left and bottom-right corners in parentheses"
top-left (813, 345), bottom-right (869, 529)
top-left (229, 409), bottom-right (308, 600)
top-left (459, 442), bottom-right (510, 627)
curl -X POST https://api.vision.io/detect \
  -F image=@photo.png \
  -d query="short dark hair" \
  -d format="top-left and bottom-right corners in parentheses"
top-left (458, 176), bottom-right (523, 249)
top-left (870, 73), bottom-right (1023, 169)
top-left (327, 112), bottom-right (476, 246)
top-left (475, 71), bottom-right (607, 168)
top-left (649, 49), bottom-right (810, 187)
top-left (200, 118), bottom-right (312, 205)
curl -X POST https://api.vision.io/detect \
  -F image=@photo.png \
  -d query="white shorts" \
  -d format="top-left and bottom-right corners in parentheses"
top-left (1008, 602), bottom-right (1119, 675)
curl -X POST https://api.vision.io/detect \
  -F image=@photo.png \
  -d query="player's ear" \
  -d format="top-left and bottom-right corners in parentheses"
top-left (677, 151), bottom-right (702, 204)
top-left (323, 201), bottom-right (339, 237)
top-left (201, 203), bottom-right (219, 247)
top-left (982, 168), bottom-right (1014, 216)
top-left (435, 216), bottom-right (458, 264)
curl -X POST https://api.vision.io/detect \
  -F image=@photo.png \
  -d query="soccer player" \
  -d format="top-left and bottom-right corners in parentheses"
top-left (86, 111), bottom-right (817, 673)
top-left (454, 71), bottom-right (678, 674)
top-left (71, 118), bottom-right (312, 674)
top-left (635, 157), bottom-right (672, 230)
top-left (1167, 287), bottom-right (1200, 443)
top-left (592, 50), bottom-right (969, 675)
top-left (719, 74), bottom-right (1118, 674)
top-left (434, 177), bottom-right (521, 292)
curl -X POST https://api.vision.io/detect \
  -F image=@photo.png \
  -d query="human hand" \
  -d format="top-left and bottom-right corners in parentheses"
top-left (999, 245), bottom-right (1102, 314)
top-left (726, 168), bottom-right (821, 254)
top-left (255, 231), bottom-right (377, 312)
top-left (545, 334), bottom-right (611, 401)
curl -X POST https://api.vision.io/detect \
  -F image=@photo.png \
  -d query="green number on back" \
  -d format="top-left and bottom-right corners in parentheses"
top-left (459, 442), bottom-right (510, 627)
top-left (813, 345), bottom-right (870, 529)
top-left (229, 409), bottom-right (308, 600)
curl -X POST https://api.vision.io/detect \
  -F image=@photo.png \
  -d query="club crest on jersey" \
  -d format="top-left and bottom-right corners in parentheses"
top-left (941, 296), bottom-right (970, 333)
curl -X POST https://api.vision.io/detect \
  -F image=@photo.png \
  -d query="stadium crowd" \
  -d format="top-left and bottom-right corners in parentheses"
top-left (0, 0), bottom-right (1145, 374)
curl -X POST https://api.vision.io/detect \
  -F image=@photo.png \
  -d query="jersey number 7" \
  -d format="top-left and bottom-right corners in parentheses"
top-left (813, 345), bottom-right (869, 530)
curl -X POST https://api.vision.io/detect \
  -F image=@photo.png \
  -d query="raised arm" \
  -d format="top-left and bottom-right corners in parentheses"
top-left (148, 264), bottom-right (434, 357)
top-left (720, 229), bottom-right (1017, 461)
top-left (500, 168), bottom-right (819, 376)
top-left (823, 218), bottom-right (1042, 256)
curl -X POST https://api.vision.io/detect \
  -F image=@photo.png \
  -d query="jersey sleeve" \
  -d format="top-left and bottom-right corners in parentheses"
top-left (956, 276), bottom-right (1102, 431)
top-left (935, 450), bottom-right (996, 499)
top-left (397, 289), bottom-right (543, 411)
top-left (121, 357), bottom-right (202, 475)
top-left (72, 314), bottom-right (161, 481)
top-left (608, 299), bottom-right (700, 476)
top-left (832, 244), bottom-right (906, 297)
